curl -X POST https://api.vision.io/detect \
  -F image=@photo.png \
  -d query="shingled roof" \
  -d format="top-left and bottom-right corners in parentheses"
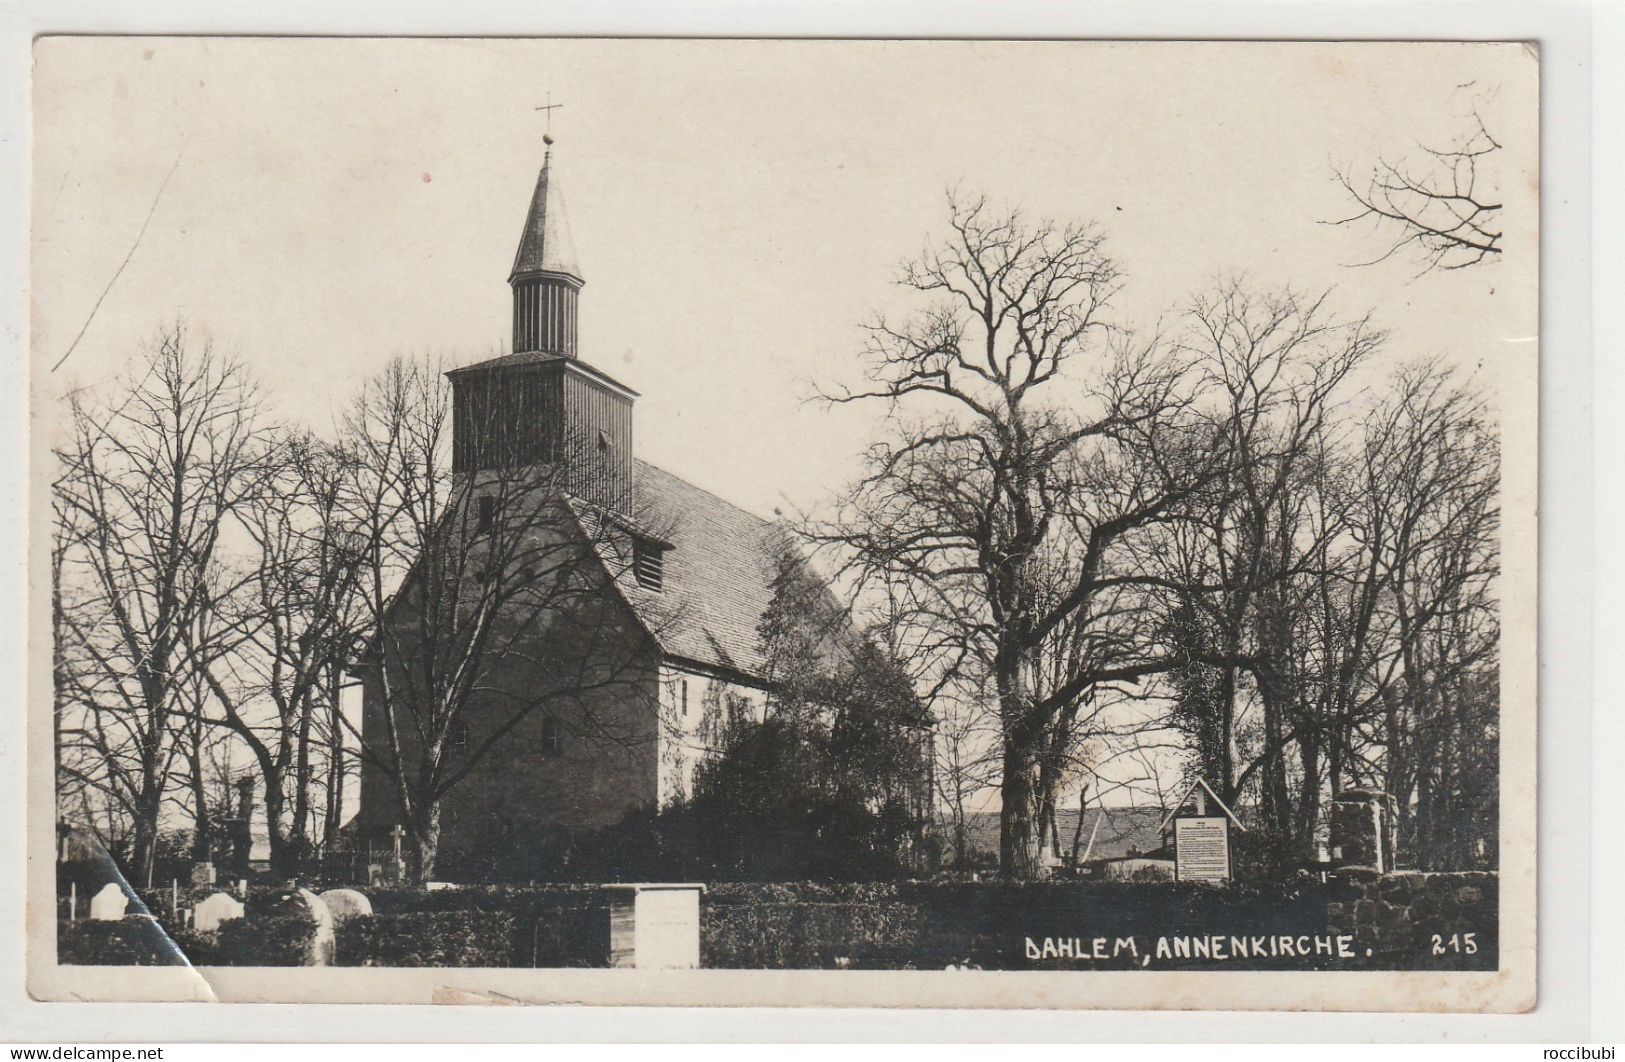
top-left (611, 460), bottom-right (791, 682)
top-left (509, 147), bottom-right (581, 281)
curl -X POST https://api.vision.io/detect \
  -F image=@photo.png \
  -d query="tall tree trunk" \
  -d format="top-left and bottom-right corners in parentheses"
top-left (998, 742), bottom-right (1038, 879)
top-left (264, 778), bottom-right (293, 877)
top-left (187, 738), bottom-right (212, 863)
top-left (1296, 728), bottom-right (1321, 860)
top-left (290, 688), bottom-right (314, 873)
top-left (323, 664), bottom-right (346, 848)
top-left (995, 648), bottom-right (1041, 879)
top-left (412, 802), bottom-right (442, 884)
top-left (131, 793), bottom-right (160, 890)
top-left (1218, 665), bottom-right (1238, 802)
top-left (1258, 679), bottom-right (1292, 864)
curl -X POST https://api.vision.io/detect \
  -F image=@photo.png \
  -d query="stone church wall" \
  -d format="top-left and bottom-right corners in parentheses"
top-left (357, 506), bottom-right (670, 852)
top-left (656, 665), bottom-right (769, 806)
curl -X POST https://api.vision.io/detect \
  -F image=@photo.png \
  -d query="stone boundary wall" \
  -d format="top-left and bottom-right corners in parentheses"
top-left (1328, 869), bottom-right (1497, 969)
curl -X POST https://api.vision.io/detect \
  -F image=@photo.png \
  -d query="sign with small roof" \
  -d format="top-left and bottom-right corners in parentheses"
top-left (1159, 778), bottom-right (1246, 883)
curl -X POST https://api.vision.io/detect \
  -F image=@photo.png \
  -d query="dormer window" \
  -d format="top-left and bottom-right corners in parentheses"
top-left (632, 536), bottom-right (664, 591)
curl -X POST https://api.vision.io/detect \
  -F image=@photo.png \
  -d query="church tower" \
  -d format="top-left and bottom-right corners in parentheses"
top-left (448, 136), bottom-right (636, 510)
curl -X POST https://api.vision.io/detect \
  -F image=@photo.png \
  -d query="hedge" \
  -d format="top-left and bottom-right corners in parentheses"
top-left (57, 917), bottom-right (187, 966)
top-left (363, 886), bottom-right (611, 967)
top-left (57, 878), bottom-right (1375, 970)
top-left (703, 902), bottom-right (925, 969)
top-left (211, 910), bottom-right (317, 966)
top-left (336, 911), bottom-right (515, 967)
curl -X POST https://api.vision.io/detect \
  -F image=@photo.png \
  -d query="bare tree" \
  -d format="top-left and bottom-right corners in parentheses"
top-left (1330, 106), bottom-right (1503, 272)
top-left (1345, 361), bottom-right (1499, 867)
top-left (818, 193), bottom-right (1210, 878)
top-left (1147, 282), bottom-right (1380, 861)
top-left (52, 325), bottom-right (274, 884)
top-left (190, 430), bottom-right (367, 875)
top-left (338, 356), bottom-right (672, 881)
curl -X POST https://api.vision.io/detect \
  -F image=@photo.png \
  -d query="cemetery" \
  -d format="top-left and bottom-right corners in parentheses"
top-left (54, 786), bottom-right (1498, 972)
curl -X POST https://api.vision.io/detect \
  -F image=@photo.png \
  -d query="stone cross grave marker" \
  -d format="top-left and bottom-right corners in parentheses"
top-left (385, 824), bottom-right (408, 883)
top-left (193, 892), bottom-right (245, 933)
top-left (88, 882), bottom-right (128, 921)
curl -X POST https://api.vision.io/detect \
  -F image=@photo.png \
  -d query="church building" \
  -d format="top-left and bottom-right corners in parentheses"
top-left (355, 137), bottom-right (914, 870)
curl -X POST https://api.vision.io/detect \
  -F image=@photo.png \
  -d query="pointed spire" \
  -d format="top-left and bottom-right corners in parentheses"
top-left (510, 136), bottom-right (584, 357)
top-left (509, 136), bottom-right (581, 282)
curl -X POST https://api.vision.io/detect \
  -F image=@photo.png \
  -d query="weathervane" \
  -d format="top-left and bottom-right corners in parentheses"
top-left (535, 92), bottom-right (564, 147)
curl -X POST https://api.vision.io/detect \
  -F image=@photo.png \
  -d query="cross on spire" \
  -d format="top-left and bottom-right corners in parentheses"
top-left (535, 93), bottom-right (564, 146)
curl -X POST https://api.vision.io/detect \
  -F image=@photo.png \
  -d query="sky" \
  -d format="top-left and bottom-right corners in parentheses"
top-left (33, 38), bottom-right (1537, 524)
top-left (32, 39), bottom-right (1538, 813)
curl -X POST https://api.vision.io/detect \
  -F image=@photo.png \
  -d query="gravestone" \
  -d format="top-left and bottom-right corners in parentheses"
top-left (192, 891), bottom-right (245, 932)
top-left (604, 883), bottom-right (705, 969)
top-left (88, 882), bottom-right (129, 921)
top-left (383, 825), bottom-right (408, 884)
top-left (190, 862), bottom-right (216, 889)
top-left (318, 888), bottom-right (373, 923)
top-left (271, 887), bottom-right (336, 966)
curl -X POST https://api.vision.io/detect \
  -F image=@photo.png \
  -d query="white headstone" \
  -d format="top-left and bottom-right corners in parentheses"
top-left (318, 888), bottom-right (373, 923)
top-left (192, 891), bottom-right (245, 932)
top-left (88, 882), bottom-right (128, 921)
top-left (273, 887), bottom-right (335, 966)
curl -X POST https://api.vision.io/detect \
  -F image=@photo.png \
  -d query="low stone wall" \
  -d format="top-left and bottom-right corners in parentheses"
top-left (1327, 869), bottom-right (1497, 969)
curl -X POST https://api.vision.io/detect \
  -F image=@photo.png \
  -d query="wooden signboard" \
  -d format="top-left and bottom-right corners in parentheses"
top-left (1174, 815), bottom-right (1232, 882)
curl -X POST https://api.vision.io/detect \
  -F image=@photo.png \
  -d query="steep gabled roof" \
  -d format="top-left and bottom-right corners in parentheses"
top-left (612, 460), bottom-right (789, 681)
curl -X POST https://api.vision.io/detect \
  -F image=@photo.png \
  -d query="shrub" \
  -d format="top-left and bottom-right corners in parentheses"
top-left (524, 904), bottom-right (610, 968)
top-left (336, 911), bottom-right (515, 967)
top-left (168, 927), bottom-right (220, 965)
top-left (702, 902), bottom-right (924, 969)
top-left (212, 910), bottom-right (316, 966)
top-left (361, 886), bottom-right (611, 967)
top-left (704, 881), bottom-right (900, 906)
top-left (57, 917), bottom-right (187, 966)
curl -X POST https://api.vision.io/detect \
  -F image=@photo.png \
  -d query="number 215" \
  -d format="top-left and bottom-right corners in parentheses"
top-left (1432, 932), bottom-right (1478, 955)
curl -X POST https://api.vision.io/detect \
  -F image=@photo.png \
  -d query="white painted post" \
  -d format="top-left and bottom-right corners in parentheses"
top-left (604, 884), bottom-right (706, 969)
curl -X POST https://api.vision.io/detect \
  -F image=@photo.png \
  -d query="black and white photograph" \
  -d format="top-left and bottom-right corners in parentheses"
top-left (25, 37), bottom-right (1539, 1012)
